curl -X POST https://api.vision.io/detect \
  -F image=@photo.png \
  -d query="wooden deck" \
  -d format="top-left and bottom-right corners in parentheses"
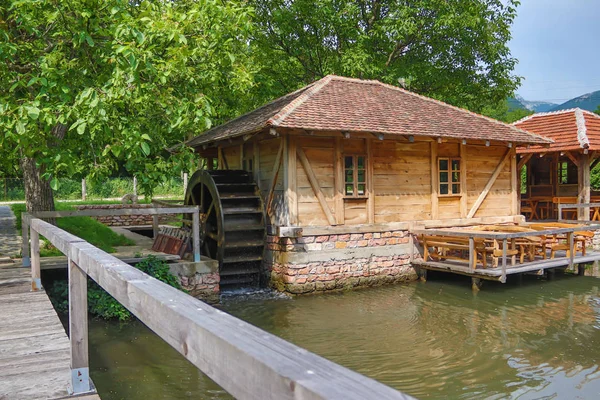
top-left (413, 251), bottom-right (600, 282)
top-left (0, 264), bottom-right (100, 400)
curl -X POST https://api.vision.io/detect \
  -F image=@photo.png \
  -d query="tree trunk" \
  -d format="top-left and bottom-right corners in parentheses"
top-left (20, 157), bottom-right (55, 214)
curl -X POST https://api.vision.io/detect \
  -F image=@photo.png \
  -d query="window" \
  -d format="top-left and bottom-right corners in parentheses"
top-left (438, 158), bottom-right (461, 195)
top-left (344, 155), bottom-right (367, 197)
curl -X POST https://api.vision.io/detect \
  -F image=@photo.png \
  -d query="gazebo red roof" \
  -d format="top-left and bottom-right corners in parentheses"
top-left (514, 108), bottom-right (600, 154)
top-left (186, 75), bottom-right (552, 148)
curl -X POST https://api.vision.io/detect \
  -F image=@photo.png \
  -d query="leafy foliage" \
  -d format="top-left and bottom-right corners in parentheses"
top-left (48, 255), bottom-right (182, 321)
top-left (249, 0), bottom-right (522, 112)
top-left (0, 0), bottom-right (255, 196)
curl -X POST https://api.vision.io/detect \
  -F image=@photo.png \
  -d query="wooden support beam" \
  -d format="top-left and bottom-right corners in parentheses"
top-left (510, 148), bottom-right (518, 215)
top-left (467, 149), bottom-right (512, 219)
top-left (218, 147), bottom-right (229, 170)
top-left (152, 215), bottom-right (159, 239)
top-left (460, 142), bottom-right (467, 218)
top-left (564, 151), bottom-right (579, 166)
top-left (517, 153), bottom-right (532, 171)
top-left (366, 139), bottom-right (374, 224)
top-left (239, 144), bottom-right (244, 169)
top-left (30, 228), bottom-right (42, 291)
top-left (266, 140), bottom-right (284, 216)
top-left (430, 141), bottom-right (439, 219)
top-left (297, 146), bottom-right (336, 226)
top-left (253, 141), bottom-right (260, 185)
top-left (578, 153), bottom-right (591, 220)
top-left (334, 137), bottom-right (345, 224)
top-left (287, 136), bottom-right (298, 225)
top-left (68, 260), bottom-right (91, 394)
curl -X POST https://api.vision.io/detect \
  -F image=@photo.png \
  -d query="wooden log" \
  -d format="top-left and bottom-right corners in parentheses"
top-left (468, 236), bottom-right (475, 272)
top-left (578, 153), bottom-right (591, 220)
top-left (510, 149), bottom-right (518, 215)
top-left (68, 260), bottom-right (91, 394)
top-left (501, 239), bottom-right (507, 283)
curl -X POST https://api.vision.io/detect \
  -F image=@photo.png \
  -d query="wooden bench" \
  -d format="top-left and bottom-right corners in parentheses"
top-left (421, 235), bottom-right (489, 269)
top-left (475, 225), bottom-right (541, 264)
top-left (529, 222), bottom-right (593, 258)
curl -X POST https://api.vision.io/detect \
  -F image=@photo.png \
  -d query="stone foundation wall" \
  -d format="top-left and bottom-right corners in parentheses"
top-left (75, 204), bottom-right (175, 226)
top-left (169, 260), bottom-right (220, 304)
top-left (266, 230), bottom-right (418, 294)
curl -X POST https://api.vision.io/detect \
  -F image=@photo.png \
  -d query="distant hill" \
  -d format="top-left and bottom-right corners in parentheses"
top-left (509, 95), bottom-right (557, 113)
top-left (551, 90), bottom-right (600, 112)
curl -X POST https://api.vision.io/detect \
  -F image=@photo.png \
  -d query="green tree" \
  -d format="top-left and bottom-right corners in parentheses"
top-left (595, 105), bottom-right (600, 115)
top-left (250, 0), bottom-right (521, 112)
top-left (0, 0), bottom-right (255, 212)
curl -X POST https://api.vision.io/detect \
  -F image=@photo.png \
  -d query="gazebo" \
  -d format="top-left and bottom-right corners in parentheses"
top-left (514, 108), bottom-right (600, 220)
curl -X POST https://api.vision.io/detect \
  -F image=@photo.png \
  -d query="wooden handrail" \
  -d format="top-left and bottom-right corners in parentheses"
top-left (21, 206), bottom-right (201, 267)
top-left (28, 218), bottom-right (413, 400)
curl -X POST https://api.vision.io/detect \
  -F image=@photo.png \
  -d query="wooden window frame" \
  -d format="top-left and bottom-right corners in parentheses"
top-left (557, 159), bottom-right (577, 185)
top-left (343, 154), bottom-right (368, 198)
top-left (438, 157), bottom-right (462, 197)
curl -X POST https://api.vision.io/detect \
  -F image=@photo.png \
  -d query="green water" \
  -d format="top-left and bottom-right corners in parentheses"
top-left (89, 273), bottom-right (600, 399)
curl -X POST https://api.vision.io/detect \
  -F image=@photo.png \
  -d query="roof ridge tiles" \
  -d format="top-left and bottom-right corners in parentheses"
top-left (267, 75), bottom-right (334, 127)
top-left (512, 107), bottom-right (600, 126)
top-left (575, 108), bottom-right (590, 149)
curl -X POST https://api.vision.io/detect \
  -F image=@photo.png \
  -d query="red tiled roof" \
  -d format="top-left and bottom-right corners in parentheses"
top-left (514, 109), bottom-right (600, 154)
top-left (187, 75), bottom-right (552, 148)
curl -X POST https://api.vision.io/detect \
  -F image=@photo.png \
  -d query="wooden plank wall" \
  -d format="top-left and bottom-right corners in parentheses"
top-left (218, 134), bottom-right (516, 227)
top-left (296, 137), bottom-right (336, 225)
top-left (372, 140), bottom-right (432, 222)
top-left (466, 145), bottom-right (512, 217)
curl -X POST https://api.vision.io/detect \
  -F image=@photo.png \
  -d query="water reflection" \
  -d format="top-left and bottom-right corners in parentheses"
top-left (89, 274), bottom-right (600, 399)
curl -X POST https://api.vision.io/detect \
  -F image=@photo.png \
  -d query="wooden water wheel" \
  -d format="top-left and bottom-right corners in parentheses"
top-left (184, 170), bottom-right (266, 289)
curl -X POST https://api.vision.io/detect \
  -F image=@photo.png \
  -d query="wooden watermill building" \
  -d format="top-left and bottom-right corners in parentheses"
top-left (514, 109), bottom-right (600, 221)
top-left (185, 75), bottom-right (555, 293)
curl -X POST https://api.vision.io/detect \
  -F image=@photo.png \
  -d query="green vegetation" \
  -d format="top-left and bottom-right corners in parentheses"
top-left (1, 0), bottom-right (254, 211)
top-left (48, 255), bottom-right (182, 321)
top-left (250, 0), bottom-right (521, 113)
top-left (11, 202), bottom-right (134, 256)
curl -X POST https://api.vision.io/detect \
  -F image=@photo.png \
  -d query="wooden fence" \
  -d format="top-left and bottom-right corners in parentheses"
top-left (27, 217), bottom-right (413, 399)
top-left (21, 207), bottom-right (201, 278)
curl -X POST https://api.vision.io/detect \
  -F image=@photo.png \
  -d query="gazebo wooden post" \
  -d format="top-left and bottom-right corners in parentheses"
top-left (578, 152), bottom-right (591, 221)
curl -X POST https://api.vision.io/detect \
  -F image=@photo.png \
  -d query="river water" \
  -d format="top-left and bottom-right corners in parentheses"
top-left (88, 273), bottom-right (600, 399)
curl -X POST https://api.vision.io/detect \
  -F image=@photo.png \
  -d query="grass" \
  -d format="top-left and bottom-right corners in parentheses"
top-left (11, 202), bottom-right (135, 257)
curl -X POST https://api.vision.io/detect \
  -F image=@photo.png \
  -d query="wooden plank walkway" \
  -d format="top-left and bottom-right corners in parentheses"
top-left (0, 264), bottom-right (100, 400)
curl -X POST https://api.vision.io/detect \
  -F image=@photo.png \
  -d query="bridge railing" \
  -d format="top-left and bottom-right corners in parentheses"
top-left (27, 217), bottom-right (414, 400)
top-left (21, 206), bottom-right (201, 274)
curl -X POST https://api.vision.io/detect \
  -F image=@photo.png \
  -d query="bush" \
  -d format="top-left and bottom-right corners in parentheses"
top-left (48, 255), bottom-right (183, 321)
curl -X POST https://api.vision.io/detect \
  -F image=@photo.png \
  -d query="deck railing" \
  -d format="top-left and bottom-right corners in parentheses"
top-left (558, 202), bottom-right (600, 221)
top-left (21, 206), bottom-right (201, 277)
top-left (26, 217), bottom-right (413, 399)
top-left (412, 225), bottom-right (600, 282)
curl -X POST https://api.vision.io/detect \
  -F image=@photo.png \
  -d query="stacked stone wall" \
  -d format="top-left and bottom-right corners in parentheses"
top-left (75, 204), bottom-right (176, 226)
top-left (180, 272), bottom-right (220, 304)
top-left (266, 230), bottom-right (418, 294)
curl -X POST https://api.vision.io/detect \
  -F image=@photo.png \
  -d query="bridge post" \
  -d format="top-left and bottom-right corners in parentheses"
top-left (192, 208), bottom-right (200, 262)
top-left (22, 214), bottom-right (30, 268)
top-left (68, 260), bottom-right (91, 395)
top-left (30, 227), bottom-right (42, 291)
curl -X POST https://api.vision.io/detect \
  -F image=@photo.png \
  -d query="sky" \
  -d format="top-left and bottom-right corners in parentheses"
top-left (509, 0), bottom-right (600, 104)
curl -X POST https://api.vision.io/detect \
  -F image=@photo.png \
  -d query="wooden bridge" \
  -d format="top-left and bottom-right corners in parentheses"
top-left (1, 215), bottom-right (413, 400)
